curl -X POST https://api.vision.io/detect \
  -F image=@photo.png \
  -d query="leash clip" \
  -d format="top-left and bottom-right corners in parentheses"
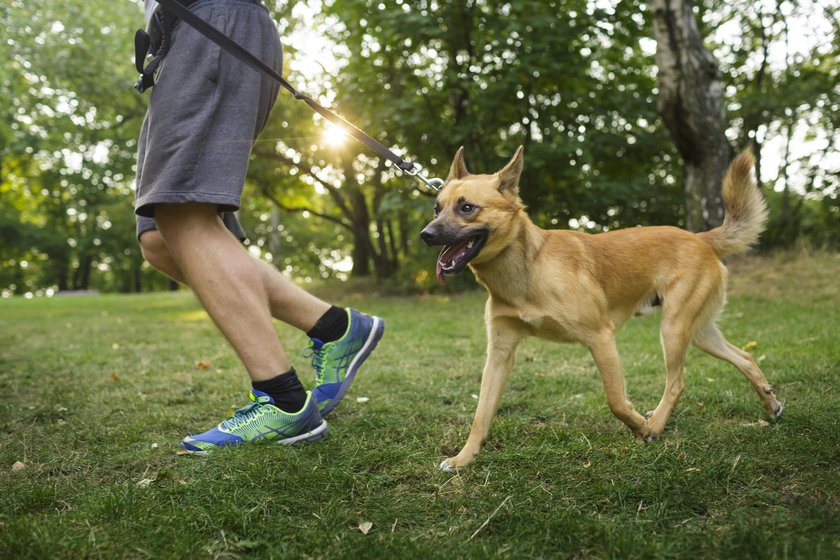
top-left (405, 166), bottom-right (444, 192)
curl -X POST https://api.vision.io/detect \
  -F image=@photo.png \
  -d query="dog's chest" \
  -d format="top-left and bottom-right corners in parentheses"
top-left (518, 313), bottom-right (577, 342)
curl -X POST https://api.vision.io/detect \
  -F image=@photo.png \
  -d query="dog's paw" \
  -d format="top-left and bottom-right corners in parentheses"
top-left (770, 401), bottom-right (785, 421)
top-left (632, 420), bottom-right (657, 444)
top-left (439, 459), bottom-right (458, 472)
top-left (634, 431), bottom-right (656, 444)
top-left (439, 454), bottom-right (475, 472)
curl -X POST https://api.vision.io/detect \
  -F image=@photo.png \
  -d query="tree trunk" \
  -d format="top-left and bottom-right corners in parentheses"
top-left (342, 158), bottom-right (377, 278)
top-left (350, 230), bottom-right (372, 277)
top-left (72, 254), bottom-right (92, 290)
top-left (651, 0), bottom-right (731, 232)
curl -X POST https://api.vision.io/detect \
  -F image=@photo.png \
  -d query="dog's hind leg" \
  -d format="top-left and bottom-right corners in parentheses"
top-left (645, 316), bottom-right (693, 437)
top-left (692, 324), bottom-right (783, 419)
top-left (588, 328), bottom-right (652, 442)
top-left (647, 270), bottom-right (724, 437)
top-left (440, 317), bottom-right (523, 471)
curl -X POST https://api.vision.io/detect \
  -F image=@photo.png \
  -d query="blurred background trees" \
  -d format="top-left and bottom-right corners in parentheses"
top-left (1, 0), bottom-right (837, 296)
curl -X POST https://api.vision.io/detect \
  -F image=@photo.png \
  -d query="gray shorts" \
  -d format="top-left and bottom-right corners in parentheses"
top-left (134, 0), bottom-right (282, 239)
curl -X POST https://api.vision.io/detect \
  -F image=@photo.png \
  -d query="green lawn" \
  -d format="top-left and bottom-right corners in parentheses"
top-left (2, 252), bottom-right (839, 559)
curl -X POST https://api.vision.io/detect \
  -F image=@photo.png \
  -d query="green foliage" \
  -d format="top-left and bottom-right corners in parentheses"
top-left (705, 0), bottom-right (839, 245)
top-left (0, 0), bottom-right (149, 294)
top-left (322, 0), bottom-right (683, 226)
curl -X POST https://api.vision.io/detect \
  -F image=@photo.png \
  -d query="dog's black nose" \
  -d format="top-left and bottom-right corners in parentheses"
top-left (420, 226), bottom-right (436, 245)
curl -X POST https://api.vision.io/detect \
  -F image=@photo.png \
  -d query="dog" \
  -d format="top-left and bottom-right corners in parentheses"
top-left (420, 146), bottom-right (783, 471)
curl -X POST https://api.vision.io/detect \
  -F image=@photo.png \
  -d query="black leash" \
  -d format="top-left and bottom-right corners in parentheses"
top-left (141, 0), bottom-right (443, 191)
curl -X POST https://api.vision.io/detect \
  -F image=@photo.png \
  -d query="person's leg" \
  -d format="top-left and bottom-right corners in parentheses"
top-left (138, 228), bottom-right (331, 332)
top-left (139, 229), bottom-right (186, 284)
top-left (137, 210), bottom-right (329, 453)
top-left (143, 205), bottom-right (383, 418)
top-left (154, 202), bottom-right (295, 380)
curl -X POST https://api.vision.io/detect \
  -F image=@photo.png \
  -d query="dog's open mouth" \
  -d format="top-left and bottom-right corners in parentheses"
top-left (436, 231), bottom-right (488, 285)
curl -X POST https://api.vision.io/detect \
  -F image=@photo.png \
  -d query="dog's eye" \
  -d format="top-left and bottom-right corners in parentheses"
top-left (460, 203), bottom-right (476, 214)
top-left (433, 204), bottom-right (440, 217)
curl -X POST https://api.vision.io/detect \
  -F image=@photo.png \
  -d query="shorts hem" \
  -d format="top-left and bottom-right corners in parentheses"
top-left (135, 192), bottom-right (241, 217)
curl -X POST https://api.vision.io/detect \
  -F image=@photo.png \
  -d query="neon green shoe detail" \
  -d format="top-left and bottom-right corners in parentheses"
top-left (180, 390), bottom-right (327, 453)
top-left (305, 309), bottom-right (385, 416)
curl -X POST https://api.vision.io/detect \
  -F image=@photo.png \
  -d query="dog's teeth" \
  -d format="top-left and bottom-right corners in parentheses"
top-left (467, 240), bottom-right (474, 249)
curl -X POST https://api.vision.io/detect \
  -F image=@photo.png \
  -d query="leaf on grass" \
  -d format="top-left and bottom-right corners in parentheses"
top-left (742, 340), bottom-right (758, 351)
top-left (136, 478), bottom-right (154, 487)
top-left (195, 360), bottom-right (212, 369)
top-left (356, 397), bottom-right (370, 403)
top-left (12, 461), bottom-right (26, 472)
top-left (742, 419), bottom-right (770, 428)
top-left (358, 521), bottom-right (373, 535)
top-left (110, 372), bottom-right (120, 381)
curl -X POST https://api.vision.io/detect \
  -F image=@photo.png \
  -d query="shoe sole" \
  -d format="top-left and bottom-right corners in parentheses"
top-left (277, 419), bottom-right (329, 445)
top-left (320, 316), bottom-right (385, 417)
top-left (180, 419), bottom-right (329, 455)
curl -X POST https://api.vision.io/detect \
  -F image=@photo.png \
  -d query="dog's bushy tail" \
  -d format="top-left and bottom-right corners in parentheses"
top-left (697, 150), bottom-right (768, 257)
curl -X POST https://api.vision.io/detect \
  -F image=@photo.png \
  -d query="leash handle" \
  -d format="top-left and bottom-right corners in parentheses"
top-left (153, 0), bottom-right (433, 181)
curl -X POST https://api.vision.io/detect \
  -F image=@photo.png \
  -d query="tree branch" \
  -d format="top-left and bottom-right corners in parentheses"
top-left (259, 187), bottom-right (352, 230)
top-left (254, 147), bottom-right (353, 218)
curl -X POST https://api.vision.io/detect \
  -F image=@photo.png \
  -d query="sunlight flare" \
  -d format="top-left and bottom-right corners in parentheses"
top-left (321, 122), bottom-right (348, 148)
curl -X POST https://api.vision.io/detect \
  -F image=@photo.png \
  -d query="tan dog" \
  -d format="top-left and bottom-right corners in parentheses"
top-left (420, 146), bottom-right (783, 471)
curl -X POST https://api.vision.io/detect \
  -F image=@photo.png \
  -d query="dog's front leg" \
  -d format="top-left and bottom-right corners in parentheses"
top-left (440, 318), bottom-right (523, 471)
top-left (587, 329), bottom-right (653, 442)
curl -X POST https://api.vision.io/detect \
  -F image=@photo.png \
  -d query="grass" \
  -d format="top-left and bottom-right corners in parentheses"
top-left (1, 251), bottom-right (839, 559)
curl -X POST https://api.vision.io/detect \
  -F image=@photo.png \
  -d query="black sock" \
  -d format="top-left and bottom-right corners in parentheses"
top-left (252, 369), bottom-right (306, 413)
top-left (307, 305), bottom-right (348, 343)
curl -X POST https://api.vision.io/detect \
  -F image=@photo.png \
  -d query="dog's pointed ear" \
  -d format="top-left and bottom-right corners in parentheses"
top-left (498, 146), bottom-right (524, 194)
top-left (446, 146), bottom-right (470, 181)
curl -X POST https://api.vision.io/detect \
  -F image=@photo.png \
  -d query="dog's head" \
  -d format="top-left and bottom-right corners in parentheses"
top-left (420, 146), bottom-right (526, 284)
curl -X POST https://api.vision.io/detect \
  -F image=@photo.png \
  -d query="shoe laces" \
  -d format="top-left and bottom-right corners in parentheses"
top-left (302, 339), bottom-right (327, 383)
top-left (222, 394), bottom-right (267, 430)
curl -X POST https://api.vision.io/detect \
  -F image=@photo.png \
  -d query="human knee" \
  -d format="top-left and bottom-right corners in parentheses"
top-left (139, 230), bottom-right (170, 269)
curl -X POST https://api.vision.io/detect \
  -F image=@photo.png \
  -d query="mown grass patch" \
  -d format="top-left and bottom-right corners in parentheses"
top-left (1, 252), bottom-right (839, 558)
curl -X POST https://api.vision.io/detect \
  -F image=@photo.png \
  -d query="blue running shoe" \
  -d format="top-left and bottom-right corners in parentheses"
top-left (304, 309), bottom-right (384, 416)
top-left (180, 389), bottom-right (327, 454)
